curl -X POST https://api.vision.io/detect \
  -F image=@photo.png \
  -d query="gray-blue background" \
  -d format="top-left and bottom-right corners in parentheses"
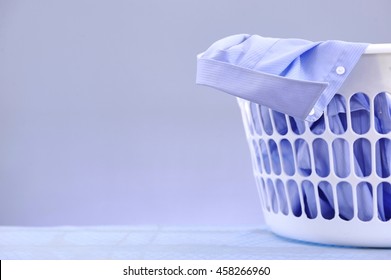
top-left (0, 0), bottom-right (390, 226)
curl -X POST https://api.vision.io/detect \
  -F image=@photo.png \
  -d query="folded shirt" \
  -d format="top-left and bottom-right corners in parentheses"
top-left (196, 34), bottom-right (369, 121)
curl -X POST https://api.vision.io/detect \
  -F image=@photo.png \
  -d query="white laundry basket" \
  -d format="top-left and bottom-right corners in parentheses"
top-left (238, 44), bottom-right (391, 247)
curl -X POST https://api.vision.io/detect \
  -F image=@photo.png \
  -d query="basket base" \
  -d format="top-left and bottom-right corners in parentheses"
top-left (264, 212), bottom-right (391, 248)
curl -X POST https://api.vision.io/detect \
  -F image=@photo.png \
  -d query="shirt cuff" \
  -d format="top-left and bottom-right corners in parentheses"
top-left (196, 57), bottom-right (328, 121)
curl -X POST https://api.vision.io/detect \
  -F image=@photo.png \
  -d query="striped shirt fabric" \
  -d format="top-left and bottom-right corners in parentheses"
top-left (196, 34), bottom-right (369, 122)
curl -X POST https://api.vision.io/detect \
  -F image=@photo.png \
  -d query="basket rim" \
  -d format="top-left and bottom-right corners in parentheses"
top-left (365, 44), bottom-right (391, 54)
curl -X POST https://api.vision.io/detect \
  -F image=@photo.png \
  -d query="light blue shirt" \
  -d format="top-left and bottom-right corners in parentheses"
top-left (196, 34), bottom-right (369, 121)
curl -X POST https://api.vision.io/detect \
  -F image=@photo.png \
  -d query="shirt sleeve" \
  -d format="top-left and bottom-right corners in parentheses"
top-left (196, 34), bottom-right (369, 122)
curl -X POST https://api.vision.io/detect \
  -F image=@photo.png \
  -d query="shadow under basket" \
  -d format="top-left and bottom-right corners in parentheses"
top-left (238, 45), bottom-right (391, 247)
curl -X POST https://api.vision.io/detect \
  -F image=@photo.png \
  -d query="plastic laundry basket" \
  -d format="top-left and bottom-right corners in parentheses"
top-left (238, 44), bottom-right (391, 247)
